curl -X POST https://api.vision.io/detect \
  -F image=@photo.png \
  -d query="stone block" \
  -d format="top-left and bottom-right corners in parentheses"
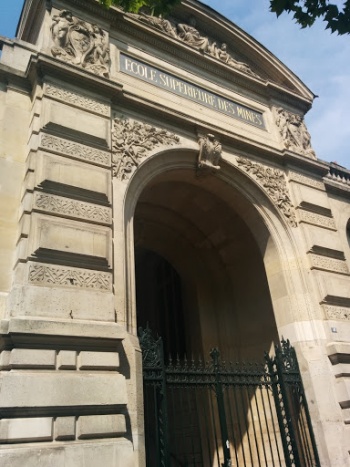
top-left (0, 372), bottom-right (128, 408)
top-left (0, 439), bottom-right (134, 467)
top-left (55, 417), bottom-right (76, 440)
top-left (29, 215), bottom-right (111, 266)
top-left (9, 348), bottom-right (56, 369)
top-left (42, 101), bottom-right (109, 146)
top-left (0, 350), bottom-right (11, 370)
top-left (9, 283), bottom-right (115, 321)
top-left (0, 417), bottom-right (53, 443)
top-left (78, 414), bottom-right (126, 439)
top-left (58, 351), bottom-right (76, 370)
top-left (35, 152), bottom-right (111, 202)
top-left (292, 183), bottom-right (331, 210)
top-left (79, 351), bottom-right (120, 370)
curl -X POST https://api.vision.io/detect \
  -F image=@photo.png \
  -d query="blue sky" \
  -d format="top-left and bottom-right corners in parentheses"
top-left (0, 0), bottom-right (349, 168)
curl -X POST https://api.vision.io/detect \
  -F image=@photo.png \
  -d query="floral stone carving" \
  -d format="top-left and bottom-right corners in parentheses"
top-left (274, 107), bottom-right (316, 159)
top-left (112, 117), bottom-right (180, 180)
top-left (50, 10), bottom-right (110, 77)
top-left (237, 157), bottom-right (297, 227)
top-left (135, 14), bottom-right (259, 78)
top-left (197, 133), bottom-right (222, 171)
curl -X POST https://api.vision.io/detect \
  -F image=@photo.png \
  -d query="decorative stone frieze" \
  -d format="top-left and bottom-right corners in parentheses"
top-left (44, 83), bottom-right (110, 116)
top-left (297, 210), bottom-right (337, 230)
top-left (29, 263), bottom-right (112, 291)
top-left (288, 172), bottom-right (325, 191)
top-left (50, 10), bottom-right (110, 77)
top-left (323, 305), bottom-right (350, 321)
top-left (274, 107), bottom-right (316, 159)
top-left (112, 117), bottom-right (180, 180)
top-left (309, 254), bottom-right (349, 275)
top-left (33, 192), bottom-right (112, 224)
top-left (197, 133), bottom-right (222, 171)
top-left (40, 134), bottom-right (110, 166)
top-left (135, 14), bottom-right (259, 78)
top-left (237, 157), bottom-right (297, 227)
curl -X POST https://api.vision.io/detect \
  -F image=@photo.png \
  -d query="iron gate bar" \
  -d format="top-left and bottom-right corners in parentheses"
top-left (210, 348), bottom-right (232, 467)
top-left (140, 327), bottom-right (321, 467)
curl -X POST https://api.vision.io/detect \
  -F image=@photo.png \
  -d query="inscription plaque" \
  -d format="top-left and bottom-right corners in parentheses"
top-left (120, 54), bottom-right (265, 130)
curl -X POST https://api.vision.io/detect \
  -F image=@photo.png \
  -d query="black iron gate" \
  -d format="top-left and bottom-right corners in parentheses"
top-left (139, 327), bottom-right (320, 467)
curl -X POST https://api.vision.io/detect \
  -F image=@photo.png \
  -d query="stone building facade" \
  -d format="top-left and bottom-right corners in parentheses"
top-left (0, 0), bottom-right (350, 465)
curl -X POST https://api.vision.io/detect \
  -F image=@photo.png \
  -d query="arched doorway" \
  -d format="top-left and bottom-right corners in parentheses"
top-left (125, 154), bottom-right (319, 466)
top-left (133, 168), bottom-right (279, 362)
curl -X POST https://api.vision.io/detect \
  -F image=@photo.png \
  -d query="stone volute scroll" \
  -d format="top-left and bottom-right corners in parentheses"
top-left (197, 133), bottom-right (222, 172)
top-left (133, 13), bottom-right (260, 78)
top-left (237, 157), bottom-right (297, 227)
top-left (274, 107), bottom-right (316, 159)
top-left (50, 10), bottom-right (110, 77)
top-left (112, 117), bottom-right (180, 181)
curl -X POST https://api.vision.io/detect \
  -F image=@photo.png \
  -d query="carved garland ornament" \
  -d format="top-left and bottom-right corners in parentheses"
top-left (134, 14), bottom-right (260, 78)
top-left (40, 134), bottom-right (110, 166)
top-left (112, 117), bottom-right (180, 180)
top-left (274, 107), bottom-right (316, 159)
top-left (34, 192), bottom-right (111, 224)
top-left (29, 263), bottom-right (112, 291)
top-left (50, 10), bottom-right (110, 77)
top-left (237, 157), bottom-right (297, 227)
top-left (45, 84), bottom-right (110, 116)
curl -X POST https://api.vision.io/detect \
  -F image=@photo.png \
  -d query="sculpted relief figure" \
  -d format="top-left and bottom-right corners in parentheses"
top-left (133, 13), bottom-right (260, 78)
top-left (215, 43), bottom-right (259, 78)
top-left (177, 17), bottom-right (209, 52)
top-left (275, 108), bottom-right (316, 159)
top-left (50, 10), bottom-right (110, 77)
top-left (138, 13), bottom-right (177, 38)
top-left (197, 133), bottom-right (222, 171)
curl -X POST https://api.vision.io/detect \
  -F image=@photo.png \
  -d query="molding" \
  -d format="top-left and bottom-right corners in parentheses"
top-left (44, 83), bottom-right (110, 117)
top-left (33, 192), bottom-right (111, 225)
top-left (40, 133), bottom-right (111, 167)
top-left (309, 254), bottom-right (349, 275)
top-left (309, 246), bottom-right (345, 261)
top-left (323, 305), bottom-right (350, 322)
top-left (297, 210), bottom-right (336, 230)
top-left (29, 263), bottom-right (112, 291)
top-left (236, 157), bottom-right (297, 227)
top-left (288, 172), bottom-right (325, 191)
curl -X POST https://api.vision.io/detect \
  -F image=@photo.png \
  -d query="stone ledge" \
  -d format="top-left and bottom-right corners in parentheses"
top-left (0, 318), bottom-right (126, 341)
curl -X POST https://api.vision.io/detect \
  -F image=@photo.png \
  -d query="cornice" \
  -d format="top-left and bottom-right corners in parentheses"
top-left (117, 14), bottom-right (312, 111)
top-left (27, 53), bottom-right (123, 99)
top-left (114, 86), bottom-right (324, 173)
top-left (0, 63), bottom-right (31, 94)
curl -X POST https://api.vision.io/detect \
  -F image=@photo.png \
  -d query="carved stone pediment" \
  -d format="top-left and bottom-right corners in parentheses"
top-left (274, 107), bottom-right (316, 159)
top-left (112, 117), bottom-right (180, 180)
top-left (50, 10), bottom-right (110, 77)
top-left (133, 13), bottom-right (259, 79)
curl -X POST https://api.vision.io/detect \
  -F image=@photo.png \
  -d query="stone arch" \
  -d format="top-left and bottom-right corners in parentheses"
top-left (123, 147), bottom-right (312, 353)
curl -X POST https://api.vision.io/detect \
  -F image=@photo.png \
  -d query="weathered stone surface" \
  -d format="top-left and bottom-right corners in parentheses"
top-left (9, 349), bottom-right (56, 369)
top-left (79, 351), bottom-right (120, 370)
top-left (0, 418), bottom-right (53, 443)
top-left (78, 414), bottom-right (126, 438)
top-left (58, 350), bottom-right (76, 370)
top-left (55, 416), bottom-right (75, 440)
top-left (0, 373), bottom-right (127, 408)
